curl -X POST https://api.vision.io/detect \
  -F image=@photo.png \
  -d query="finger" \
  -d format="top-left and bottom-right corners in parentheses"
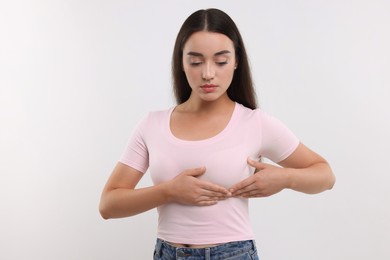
top-left (195, 194), bottom-right (222, 205)
top-left (197, 199), bottom-right (218, 206)
top-left (240, 191), bottom-right (264, 198)
top-left (247, 158), bottom-right (268, 170)
top-left (185, 167), bottom-right (206, 177)
top-left (231, 183), bottom-right (263, 197)
top-left (232, 184), bottom-right (258, 196)
top-left (201, 189), bottom-right (231, 199)
top-left (199, 182), bottom-right (231, 196)
top-left (241, 189), bottom-right (270, 198)
top-left (228, 177), bottom-right (255, 194)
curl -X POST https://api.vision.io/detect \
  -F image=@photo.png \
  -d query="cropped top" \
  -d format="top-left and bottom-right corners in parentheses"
top-left (119, 102), bottom-right (299, 244)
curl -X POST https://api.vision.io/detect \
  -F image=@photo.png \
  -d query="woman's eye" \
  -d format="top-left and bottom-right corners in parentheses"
top-left (189, 60), bottom-right (228, 67)
top-left (190, 62), bottom-right (203, 66)
top-left (217, 61), bottom-right (228, 66)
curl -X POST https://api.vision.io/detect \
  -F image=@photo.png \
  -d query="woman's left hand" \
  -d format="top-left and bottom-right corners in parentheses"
top-left (229, 158), bottom-right (290, 198)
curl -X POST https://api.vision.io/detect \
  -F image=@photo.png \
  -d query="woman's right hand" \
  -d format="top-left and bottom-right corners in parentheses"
top-left (166, 167), bottom-right (232, 206)
top-left (99, 164), bottom-right (232, 219)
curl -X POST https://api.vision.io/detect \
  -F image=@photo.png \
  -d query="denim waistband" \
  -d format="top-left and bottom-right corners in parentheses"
top-left (154, 238), bottom-right (258, 260)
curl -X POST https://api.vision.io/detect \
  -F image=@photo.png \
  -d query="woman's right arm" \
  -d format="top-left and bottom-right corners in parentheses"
top-left (99, 162), bottom-right (231, 219)
top-left (99, 162), bottom-right (170, 219)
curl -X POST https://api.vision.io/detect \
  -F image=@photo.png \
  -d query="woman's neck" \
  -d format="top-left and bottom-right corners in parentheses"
top-left (178, 94), bottom-right (235, 114)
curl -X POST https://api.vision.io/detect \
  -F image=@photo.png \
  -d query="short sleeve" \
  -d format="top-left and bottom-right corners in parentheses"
top-left (257, 110), bottom-right (300, 163)
top-left (119, 115), bottom-right (150, 174)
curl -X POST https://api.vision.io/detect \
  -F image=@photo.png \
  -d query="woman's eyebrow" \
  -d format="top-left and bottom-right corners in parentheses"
top-left (187, 51), bottom-right (203, 57)
top-left (214, 50), bottom-right (231, 56)
top-left (186, 50), bottom-right (232, 57)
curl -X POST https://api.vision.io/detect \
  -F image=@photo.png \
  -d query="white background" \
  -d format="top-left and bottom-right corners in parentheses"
top-left (1, 0), bottom-right (389, 259)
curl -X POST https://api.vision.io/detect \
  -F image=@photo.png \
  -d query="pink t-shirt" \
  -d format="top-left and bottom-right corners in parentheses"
top-left (120, 102), bottom-right (299, 244)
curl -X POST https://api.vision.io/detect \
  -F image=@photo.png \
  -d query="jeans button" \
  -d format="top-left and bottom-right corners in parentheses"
top-left (177, 249), bottom-right (191, 257)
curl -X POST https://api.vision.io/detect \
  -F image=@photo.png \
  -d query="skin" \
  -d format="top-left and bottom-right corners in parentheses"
top-left (99, 31), bottom-right (335, 247)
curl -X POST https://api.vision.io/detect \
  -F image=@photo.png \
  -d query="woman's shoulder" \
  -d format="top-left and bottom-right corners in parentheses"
top-left (134, 106), bottom-right (174, 129)
top-left (147, 106), bottom-right (174, 118)
top-left (235, 102), bottom-right (264, 119)
top-left (236, 103), bottom-right (286, 129)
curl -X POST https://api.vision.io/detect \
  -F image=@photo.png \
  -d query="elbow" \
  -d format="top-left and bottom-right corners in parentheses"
top-left (99, 209), bottom-right (110, 220)
top-left (320, 166), bottom-right (336, 192)
top-left (320, 162), bottom-right (336, 192)
top-left (99, 206), bottom-right (109, 220)
top-left (306, 168), bottom-right (336, 194)
top-left (99, 200), bottom-right (112, 220)
top-left (327, 173), bottom-right (336, 190)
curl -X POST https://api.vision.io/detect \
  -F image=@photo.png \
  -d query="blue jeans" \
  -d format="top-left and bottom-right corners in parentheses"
top-left (153, 238), bottom-right (259, 260)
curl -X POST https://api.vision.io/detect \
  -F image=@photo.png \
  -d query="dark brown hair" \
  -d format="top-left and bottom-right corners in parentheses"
top-left (172, 8), bottom-right (257, 109)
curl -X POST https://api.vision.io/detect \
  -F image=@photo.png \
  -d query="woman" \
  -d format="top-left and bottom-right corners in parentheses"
top-left (99, 8), bottom-right (335, 259)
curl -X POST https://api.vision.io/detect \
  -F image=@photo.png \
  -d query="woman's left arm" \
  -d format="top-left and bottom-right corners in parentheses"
top-left (229, 143), bottom-right (335, 197)
top-left (277, 142), bottom-right (335, 194)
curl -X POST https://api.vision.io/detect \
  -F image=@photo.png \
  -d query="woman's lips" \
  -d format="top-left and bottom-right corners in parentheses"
top-left (201, 84), bottom-right (217, 93)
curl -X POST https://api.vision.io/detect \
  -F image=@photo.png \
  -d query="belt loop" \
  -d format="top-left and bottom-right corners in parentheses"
top-left (154, 238), bottom-right (163, 257)
top-left (252, 240), bottom-right (257, 251)
top-left (205, 247), bottom-right (211, 260)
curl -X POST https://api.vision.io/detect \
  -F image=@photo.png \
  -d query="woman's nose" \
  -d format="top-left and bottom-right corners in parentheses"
top-left (202, 62), bottom-right (215, 81)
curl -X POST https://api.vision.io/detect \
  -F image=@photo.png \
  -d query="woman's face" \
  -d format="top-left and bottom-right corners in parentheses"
top-left (182, 31), bottom-right (236, 103)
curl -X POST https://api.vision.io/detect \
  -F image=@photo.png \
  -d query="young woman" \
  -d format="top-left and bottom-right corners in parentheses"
top-left (99, 8), bottom-right (335, 259)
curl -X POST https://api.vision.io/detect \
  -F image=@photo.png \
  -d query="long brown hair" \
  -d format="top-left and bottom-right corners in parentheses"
top-left (172, 8), bottom-right (257, 109)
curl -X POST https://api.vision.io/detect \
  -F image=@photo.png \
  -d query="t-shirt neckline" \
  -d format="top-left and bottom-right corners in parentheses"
top-left (166, 102), bottom-right (240, 145)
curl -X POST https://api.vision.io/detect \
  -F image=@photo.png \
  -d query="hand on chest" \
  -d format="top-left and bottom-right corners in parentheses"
top-left (150, 142), bottom-right (259, 189)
